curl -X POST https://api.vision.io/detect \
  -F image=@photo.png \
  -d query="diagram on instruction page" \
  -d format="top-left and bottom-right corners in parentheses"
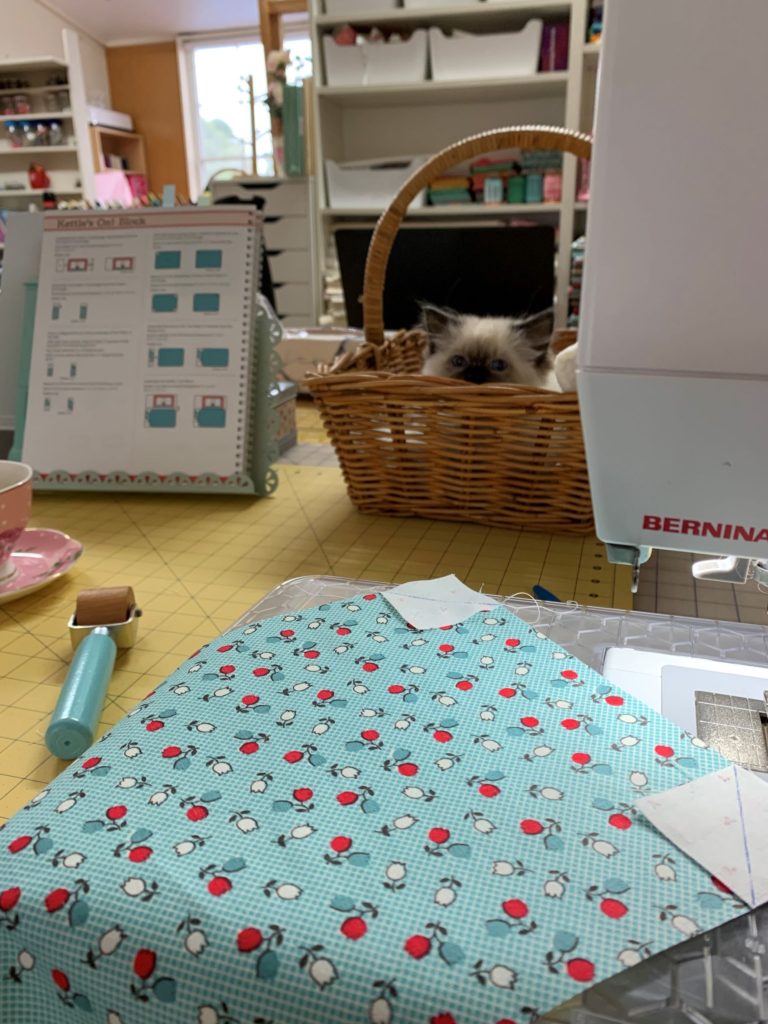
top-left (105, 256), bottom-right (135, 272)
top-left (148, 347), bottom-right (185, 368)
top-left (194, 395), bottom-right (226, 428)
top-left (145, 394), bottom-right (178, 428)
top-left (56, 256), bottom-right (94, 273)
top-left (196, 347), bottom-right (229, 368)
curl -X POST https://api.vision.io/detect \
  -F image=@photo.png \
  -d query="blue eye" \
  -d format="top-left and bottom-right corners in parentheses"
top-left (451, 355), bottom-right (468, 368)
top-left (490, 359), bottom-right (507, 372)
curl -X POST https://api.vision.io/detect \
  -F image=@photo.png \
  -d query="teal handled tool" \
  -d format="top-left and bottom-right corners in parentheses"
top-left (45, 587), bottom-right (141, 760)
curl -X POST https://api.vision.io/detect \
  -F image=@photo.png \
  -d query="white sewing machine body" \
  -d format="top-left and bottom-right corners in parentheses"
top-left (578, 0), bottom-right (768, 580)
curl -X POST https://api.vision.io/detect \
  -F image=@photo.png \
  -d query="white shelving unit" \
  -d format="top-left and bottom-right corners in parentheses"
top-left (309, 0), bottom-right (598, 326)
top-left (0, 31), bottom-right (96, 270)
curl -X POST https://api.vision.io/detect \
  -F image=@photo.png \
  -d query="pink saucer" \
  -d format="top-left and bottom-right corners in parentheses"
top-left (0, 528), bottom-right (83, 605)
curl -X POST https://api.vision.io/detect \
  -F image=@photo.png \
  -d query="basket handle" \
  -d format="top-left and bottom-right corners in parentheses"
top-left (362, 125), bottom-right (593, 346)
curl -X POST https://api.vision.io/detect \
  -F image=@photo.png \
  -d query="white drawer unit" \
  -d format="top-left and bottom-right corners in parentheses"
top-left (264, 216), bottom-right (312, 252)
top-left (270, 249), bottom-right (313, 284)
top-left (210, 177), bottom-right (317, 323)
top-left (273, 283), bottom-right (314, 315)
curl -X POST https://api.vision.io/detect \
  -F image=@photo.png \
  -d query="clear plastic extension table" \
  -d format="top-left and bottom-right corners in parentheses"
top-left (236, 576), bottom-right (768, 1024)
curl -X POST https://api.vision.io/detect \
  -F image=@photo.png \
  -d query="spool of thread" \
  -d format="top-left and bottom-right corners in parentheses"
top-left (45, 587), bottom-right (134, 760)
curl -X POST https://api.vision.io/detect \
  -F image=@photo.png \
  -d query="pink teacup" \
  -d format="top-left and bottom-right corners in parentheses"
top-left (0, 461), bottom-right (33, 581)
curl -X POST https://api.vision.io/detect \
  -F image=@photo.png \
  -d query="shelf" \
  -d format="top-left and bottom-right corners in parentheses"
top-left (0, 85), bottom-right (69, 98)
top-left (0, 146), bottom-right (78, 156)
top-left (583, 41), bottom-right (600, 66)
top-left (323, 202), bottom-right (563, 218)
top-left (0, 57), bottom-right (67, 73)
top-left (318, 72), bottom-right (569, 107)
top-left (0, 112), bottom-right (72, 122)
top-left (574, 200), bottom-right (588, 211)
top-left (0, 187), bottom-right (81, 197)
top-left (317, 0), bottom-right (571, 30)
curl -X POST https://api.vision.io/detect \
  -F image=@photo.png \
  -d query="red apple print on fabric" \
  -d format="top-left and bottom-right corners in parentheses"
top-left (45, 887), bottom-right (70, 913)
top-left (0, 886), bottom-right (21, 912)
top-left (605, 695), bottom-right (624, 706)
top-left (51, 969), bottom-right (70, 991)
top-left (429, 828), bottom-right (450, 845)
top-left (208, 877), bottom-right (232, 897)
top-left (133, 948), bottom-right (157, 979)
top-left (600, 898), bottom-right (628, 919)
top-left (252, 667), bottom-right (270, 677)
top-left (337, 791), bottom-right (359, 806)
top-left (388, 684), bottom-right (405, 694)
top-left (106, 805), bottom-right (127, 821)
top-left (655, 744), bottom-right (675, 759)
top-left (241, 694), bottom-right (259, 706)
top-left (561, 670), bottom-right (578, 680)
top-left (506, 638), bottom-right (521, 648)
top-left (283, 750), bottom-right (303, 763)
top-left (498, 687), bottom-right (517, 698)
top-left (162, 746), bottom-right (182, 759)
top-left (609, 813), bottom-right (632, 830)
top-left (502, 899), bottom-right (528, 919)
top-left (237, 927), bottom-right (264, 952)
top-left (340, 917), bottom-right (367, 940)
top-left (145, 720), bottom-right (164, 732)
top-left (7, 835), bottom-right (32, 854)
top-left (456, 680), bottom-right (473, 691)
top-left (567, 958), bottom-right (595, 983)
top-left (520, 819), bottom-right (543, 835)
top-left (561, 719), bottom-right (580, 731)
top-left (404, 934), bottom-right (431, 959)
top-left (572, 752), bottom-right (591, 765)
top-left (81, 756), bottom-right (101, 770)
top-left (330, 836), bottom-right (352, 853)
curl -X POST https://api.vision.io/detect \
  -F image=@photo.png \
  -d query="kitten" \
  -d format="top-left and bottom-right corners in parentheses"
top-left (419, 304), bottom-right (558, 388)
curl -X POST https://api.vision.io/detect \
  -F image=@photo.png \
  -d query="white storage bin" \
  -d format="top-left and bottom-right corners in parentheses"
top-left (429, 20), bottom-right (544, 81)
top-left (326, 157), bottom-right (427, 210)
top-left (324, 0), bottom-right (397, 12)
top-left (323, 30), bottom-right (428, 87)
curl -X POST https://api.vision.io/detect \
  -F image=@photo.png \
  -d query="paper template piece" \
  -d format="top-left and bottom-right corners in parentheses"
top-left (637, 764), bottom-right (768, 908)
top-left (382, 574), bottom-right (497, 629)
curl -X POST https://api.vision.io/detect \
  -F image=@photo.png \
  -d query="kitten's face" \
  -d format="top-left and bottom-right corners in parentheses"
top-left (419, 306), bottom-right (555, 387)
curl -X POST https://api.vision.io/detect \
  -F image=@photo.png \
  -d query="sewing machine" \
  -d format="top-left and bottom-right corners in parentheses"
top-left (578, 0), bottom-right (768, 594)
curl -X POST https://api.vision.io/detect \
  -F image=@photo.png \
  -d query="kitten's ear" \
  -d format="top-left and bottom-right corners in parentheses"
top-left (419, 303), bottom-right (460, 350)
top-left (515, 308), bottom-right (555, 357)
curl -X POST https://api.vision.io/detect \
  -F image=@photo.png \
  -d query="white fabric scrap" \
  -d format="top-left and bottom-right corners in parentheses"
top-left (382, 575), bottom-right (498, 630)
top-left (636, 764), bottom-right (768, 908)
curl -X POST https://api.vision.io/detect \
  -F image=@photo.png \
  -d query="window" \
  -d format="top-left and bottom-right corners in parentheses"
top-left (180, 29), bottom-right (312, 198)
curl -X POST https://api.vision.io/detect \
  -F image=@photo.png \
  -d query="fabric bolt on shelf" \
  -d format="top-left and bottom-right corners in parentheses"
top-left (427, 191), bottom-right (473, 205)
top-left (427, 176), bottom-right (472, 191)
top-left (0, 592), bottom-right (748, 1024)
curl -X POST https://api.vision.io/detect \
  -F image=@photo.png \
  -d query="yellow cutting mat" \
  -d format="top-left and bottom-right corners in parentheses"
top-left (0, 464), bottom-right (631, 823)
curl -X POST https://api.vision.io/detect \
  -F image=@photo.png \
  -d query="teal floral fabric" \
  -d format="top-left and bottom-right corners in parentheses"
top-left (0, 593), bottom-right (746, 1024)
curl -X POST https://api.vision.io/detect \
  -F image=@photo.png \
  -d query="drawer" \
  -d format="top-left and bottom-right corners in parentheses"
top-left (211, 179), bottom-right (309, 216)
top-left (274, 283), bottom-right (313, 314)
top-left (269, 249), bottom-right (312, 284)
top-left (263, 216), bottom-right (311, 251)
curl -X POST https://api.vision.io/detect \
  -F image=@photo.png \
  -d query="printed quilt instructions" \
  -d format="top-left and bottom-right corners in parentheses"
top-left (0, 593), bottom-right (747, 1024)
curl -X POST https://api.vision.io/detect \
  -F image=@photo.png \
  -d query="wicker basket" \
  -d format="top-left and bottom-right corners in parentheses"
top-left (308, 126), bottom-right (593, 533)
